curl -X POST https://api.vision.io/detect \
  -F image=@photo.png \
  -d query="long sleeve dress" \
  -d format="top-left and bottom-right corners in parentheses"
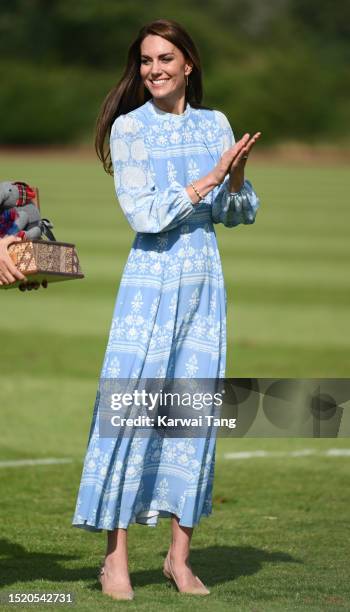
top-left (72, 98), bottom-right (260, 531)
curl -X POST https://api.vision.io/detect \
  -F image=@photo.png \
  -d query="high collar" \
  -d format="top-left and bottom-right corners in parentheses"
top-left (146, 98), bottom-right (192, 120)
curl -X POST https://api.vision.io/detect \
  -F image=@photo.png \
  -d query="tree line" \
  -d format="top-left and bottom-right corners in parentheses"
top-left (0, 0), bottom-right (348, 145)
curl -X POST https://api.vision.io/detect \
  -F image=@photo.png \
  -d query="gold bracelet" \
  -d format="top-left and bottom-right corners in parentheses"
top-left (190, 181), bottom-right (204, 201)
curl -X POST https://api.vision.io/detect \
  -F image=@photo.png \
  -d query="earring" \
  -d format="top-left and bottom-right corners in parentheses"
top-left (185, 74), bottom-right (189, 87)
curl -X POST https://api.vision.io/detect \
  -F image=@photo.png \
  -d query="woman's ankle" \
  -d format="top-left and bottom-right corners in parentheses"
top-left (104, 552), bottom-right (129, 570)
top-left (168, 547), bottom-right (190, 567)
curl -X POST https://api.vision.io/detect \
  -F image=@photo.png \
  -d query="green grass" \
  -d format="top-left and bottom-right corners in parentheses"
top-left (1, 153), bottom-right (350, 610)
top-left (1, 441), bottom-right (350, 610)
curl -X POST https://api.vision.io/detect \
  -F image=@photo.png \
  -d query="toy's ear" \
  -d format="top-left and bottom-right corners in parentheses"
top-left (32, 187), bottom-right (40, 212)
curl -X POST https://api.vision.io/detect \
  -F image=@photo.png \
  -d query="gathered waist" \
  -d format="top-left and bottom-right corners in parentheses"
top-left (135, 205), bottom-right (214, 239)
top-left (186, 207), bottom-right (213, 224)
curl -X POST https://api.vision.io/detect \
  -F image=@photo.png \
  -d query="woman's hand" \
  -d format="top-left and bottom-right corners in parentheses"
top-left (228, 132), bottom-right (261, 193)
top-left (0, 235), bottom-right (26, 286)
top-left (211, 134), bottom-right (253, 186)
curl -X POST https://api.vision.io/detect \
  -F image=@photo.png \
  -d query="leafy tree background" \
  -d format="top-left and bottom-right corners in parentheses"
top-left (0, 0), bottom-right (348, 145)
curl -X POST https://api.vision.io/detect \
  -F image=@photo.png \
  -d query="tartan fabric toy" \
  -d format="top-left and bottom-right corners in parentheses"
top-left (0, 180), bottom-right (54, 240)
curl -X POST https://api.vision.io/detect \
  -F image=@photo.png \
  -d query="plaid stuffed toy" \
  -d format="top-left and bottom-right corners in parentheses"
top-left (0, 181), bottom-right (54, 240)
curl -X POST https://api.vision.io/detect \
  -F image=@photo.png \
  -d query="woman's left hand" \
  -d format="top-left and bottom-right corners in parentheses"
top-left (229, 132), bottom-right (261, 192)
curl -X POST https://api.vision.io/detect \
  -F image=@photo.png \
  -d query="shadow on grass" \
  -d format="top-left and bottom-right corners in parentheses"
top-left (153, 546), bottom-right (303, 589)
top-left (0, 538), bottom-right (302, 591)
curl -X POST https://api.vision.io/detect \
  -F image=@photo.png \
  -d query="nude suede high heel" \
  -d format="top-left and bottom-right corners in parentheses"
top-left (163, 554), bottom-right (210, 595)
top-left (98, 564), bottom-right (134, 600)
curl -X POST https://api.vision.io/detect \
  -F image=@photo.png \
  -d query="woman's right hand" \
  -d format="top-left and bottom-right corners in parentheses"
top-left (0, 235), bottom-right (26, 286)
top-left (211, 133), bottom-right (251, 186)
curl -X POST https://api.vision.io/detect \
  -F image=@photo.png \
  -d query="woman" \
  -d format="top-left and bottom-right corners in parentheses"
top-left (72, 18), bottom-right (261, 600)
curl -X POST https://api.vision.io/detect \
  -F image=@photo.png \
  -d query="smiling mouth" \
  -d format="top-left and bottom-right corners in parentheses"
top-left (149, 78), bottom-right (170, 86)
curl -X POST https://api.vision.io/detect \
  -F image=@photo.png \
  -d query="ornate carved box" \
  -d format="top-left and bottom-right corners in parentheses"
top-left (3, 239), bottom-right (84, 290)
top-left (0, 186), bottom-right (84, 290)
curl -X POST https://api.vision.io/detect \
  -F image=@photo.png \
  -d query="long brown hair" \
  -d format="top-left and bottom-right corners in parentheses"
top-left (95, 19), bottom-right (209, 174)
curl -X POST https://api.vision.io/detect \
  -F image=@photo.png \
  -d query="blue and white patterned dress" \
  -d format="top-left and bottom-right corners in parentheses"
top-left (72, 98), bottom-right (260, 531)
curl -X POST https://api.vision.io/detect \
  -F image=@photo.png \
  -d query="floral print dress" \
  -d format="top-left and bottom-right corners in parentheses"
top-left (72, 98), bottom-right (260, 530)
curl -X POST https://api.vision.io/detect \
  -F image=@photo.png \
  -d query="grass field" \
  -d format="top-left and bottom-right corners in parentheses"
top-left (1, 153), bottom-right (349, 610)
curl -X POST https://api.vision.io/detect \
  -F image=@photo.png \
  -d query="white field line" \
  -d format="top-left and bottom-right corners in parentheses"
top-left (2, 450), bottom-right (350, 468)
top-left (223, 449), bottom-right (350, 460)
top-left (0, 458), bottom-right (73, 468)
top-left (326, 448), bottom-right (350, 456)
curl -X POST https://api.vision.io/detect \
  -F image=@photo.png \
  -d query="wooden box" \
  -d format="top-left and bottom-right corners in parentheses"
top-left (1, 239), bottom-right (84, 290)
top-left (1, 186), bottom-right (84, 290)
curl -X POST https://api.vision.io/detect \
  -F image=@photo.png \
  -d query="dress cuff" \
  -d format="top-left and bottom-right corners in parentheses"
top-left (226, 181), bottom-right (246, 197)
top-left (212, 178), bottom-right (260, 227)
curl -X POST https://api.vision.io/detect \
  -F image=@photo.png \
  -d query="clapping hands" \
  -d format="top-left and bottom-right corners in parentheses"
top-left (228, 132), bottom-right (261, 192)
top-left (212, 132), bottom-right (262, 191)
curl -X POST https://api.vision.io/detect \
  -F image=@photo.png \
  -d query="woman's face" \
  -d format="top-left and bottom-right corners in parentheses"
top-left (140, 34), bottom-right (192, 102)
